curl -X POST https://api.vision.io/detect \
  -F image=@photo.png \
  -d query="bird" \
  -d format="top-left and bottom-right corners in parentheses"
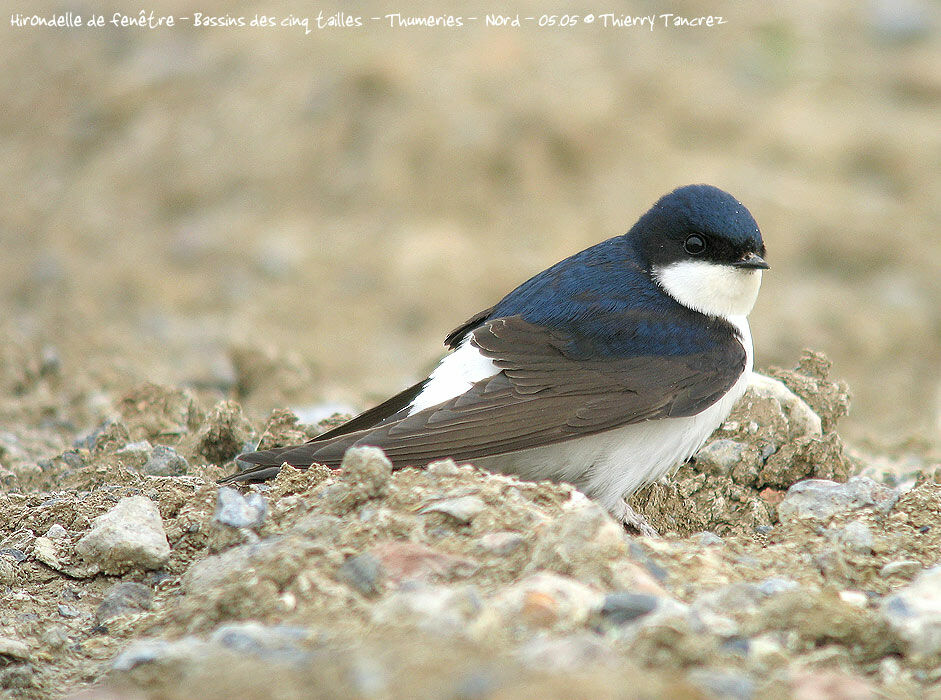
top-left (222, 184), bottom-right (768, 535)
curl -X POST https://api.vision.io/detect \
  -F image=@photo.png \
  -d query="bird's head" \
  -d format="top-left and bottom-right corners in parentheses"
top-left (631, 184), bottom-right (768, 319)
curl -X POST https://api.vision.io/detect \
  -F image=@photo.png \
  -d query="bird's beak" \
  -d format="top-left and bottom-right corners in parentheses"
top-left (732, 252), bottom-right (770, 270)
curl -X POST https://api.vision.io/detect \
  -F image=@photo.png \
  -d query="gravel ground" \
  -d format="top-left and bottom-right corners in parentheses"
top-left (0, 347), bottom-right (940, 698)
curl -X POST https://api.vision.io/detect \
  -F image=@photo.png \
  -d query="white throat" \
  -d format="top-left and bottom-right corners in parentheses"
top-left (653, 261), bottom-right (762, 320)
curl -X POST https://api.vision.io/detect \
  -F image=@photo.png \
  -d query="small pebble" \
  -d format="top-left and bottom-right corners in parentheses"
top-left (97, 582), bottom-right (154, 624)
top-left (75, 496), bottom-right (171, 574)
top-left (214, 487), bottom-right (268, 529)
top-left (142, 445), bottom-right (189, 476)
top-left (600, 592), bottom-right (660, 625)
top-left (879, 560), bottom-right (921, 578)
top-left (57, 604), bottom-right (80, 619)
top-left (838, 590), bottom-right (869, 608)
top-left (881, 565), bottom-right (941, 657)
top-left (777, 476), bottom-right (900, 523)
top-left (44, 524), bottom-right (68, 540)
top-left (476, 532), bottom-right (525, 556)
top-left (420, 495), bottom-right (486, 524)
top-left (337, 553), bottom-right (384, 597)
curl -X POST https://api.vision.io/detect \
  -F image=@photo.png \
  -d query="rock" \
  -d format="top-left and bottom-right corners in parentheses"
top-left (879, 560), bottom-right (921, 579)
top-left (515, 633), bottom-right (613, 670)
top-left (768, 351), bottom-right (851, 433)
top-left (141, 445), bottom-right (189, 476)
top-left (695, 531), bottom-right (724, 547)
top-left (214, 486), bottom-right (268, 529)
top-left (747, 373), bottom-right (823, 438)
top-left (195, 400), bottom-right (253, 464)
top-left (687, 669), bottom-right (755, 700)
top-left (97, 582), bottom-right (154, 624)
top-left (426, 459), bottom-right (461, 477)
top-left (526, 494), bottom-right (627, 585)
top-left (488, 572), bottom-right (603, 631)
top-left (831, 520), bottom-right (874, 555)
top-left (116, 382), bottom-right (202, 442)
top-left (337, 552), bottom-right (384, 597)
top-left (0, 636), bottom-right (30, 661)
top-left (75, 496), bottom-right (171, 574)
top-left (113, 440), bottom-right (153, 468)
top-left (777, 476), bottom-right (900, 524)
top-left (881, 565), bottom-right (941, 658)
top-left (340, 446), bottom-right (392, 496)
top-left (476, 532), bottom-right (526, 556)
top-left (759, 433), bottom-right (850, 488)
top-left (755, 578), bottom-right (799, 596)
top-left (420, 495), bottom-right (486, 524)
top-left (44, 524), bottom-right (68, 539)
top-left (369, 542), bottom-right (478, 583)
top-left (599, 592), bottom-right (661, 625)
top-left (695, 438), bottom-right (761, 477)
top-left (57, 603), bottom-right (80, 618)
top-left (210, 622), bottom-right (312, 664)
top-left (111, 637), bottom-right (210, 673)
top-left (372, 583), bottom-right (482, 633)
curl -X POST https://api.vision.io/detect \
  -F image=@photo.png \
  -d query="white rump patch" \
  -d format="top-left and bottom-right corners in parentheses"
top-left (408, 336), bottom-right (499, 414)
top-left (654, 261), bottom-right (762, 320)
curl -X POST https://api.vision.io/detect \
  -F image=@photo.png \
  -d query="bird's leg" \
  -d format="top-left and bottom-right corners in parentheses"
top-left (609, 499), bottom-right (659, 537)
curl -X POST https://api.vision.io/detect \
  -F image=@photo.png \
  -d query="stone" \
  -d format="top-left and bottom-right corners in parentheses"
top-left (340, 446), bottom-right (392, 497)
top-left (372, 583), bottom-right (483, 633)
top-left (419, 495), bottom-right (486, 524)
top-left (337, 552), bottom-right (384, 597)
top-left (832, 520), bottom-right (874, 554)
top-left (75, 496), bottom-right (171, 574)
top-left (488, 572), bottom-right (603, 631)
top-left (476, 532), bottom-right (526, 556)
top-left (97, 582), bottom-right (154, 624)
top-left (44, 524), bottom-right (68, 539)
top-left (879, 560), bottom-right (922, 579)
top-left (111, 637), bottom-right (210, 673)
top-left (210, 623), bottom-right (312, 664)
top-left (777, 476), bottom-right (900, 524)
top-left (214, 486), bottom-right (268, 529)
top-left (57, 604), bottom-right (80, 618)
top-left (369, 541), bottom-right (478, 583)
top-left (695, 438), bottom-right (761, 478)
top-left (515, 633), bottom-right (613, 670)
top-left (141, 445), bottom-right (189, 476)
top-left (113, 440), bottom-right (153, 468)
top-left (0, 637), bottom-right (30, 661)
top-left (599, 592), bottom-right (661, 625)
top-left (687, 669), bottom-right (756, 700)
top-left (746, 373), bottom-right (822, 439)
top-left (195, 400), bottom-right (253, 464)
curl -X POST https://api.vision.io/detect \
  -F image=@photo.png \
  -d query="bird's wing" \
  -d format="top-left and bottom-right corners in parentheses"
top-left (223, 314), bottom-right (744, 481)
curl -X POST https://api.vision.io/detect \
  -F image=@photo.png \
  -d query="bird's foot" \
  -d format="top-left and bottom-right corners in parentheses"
top-left (610, 500), bottom-right (659, 537)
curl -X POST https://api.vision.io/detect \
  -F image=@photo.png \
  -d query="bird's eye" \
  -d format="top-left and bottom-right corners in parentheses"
top-left (684, 234), bottom-right (706, 255)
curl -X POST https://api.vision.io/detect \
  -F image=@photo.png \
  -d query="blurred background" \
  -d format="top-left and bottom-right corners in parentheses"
top-left (1, 0), bottom-right (939, 455)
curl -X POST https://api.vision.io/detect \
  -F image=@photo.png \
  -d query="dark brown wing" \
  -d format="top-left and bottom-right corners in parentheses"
top-left (222, 315), bottom-right (744, 482)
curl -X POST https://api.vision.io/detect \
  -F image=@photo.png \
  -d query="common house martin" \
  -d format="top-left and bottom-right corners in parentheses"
top-left (222, 184), bottom-right (768, 534)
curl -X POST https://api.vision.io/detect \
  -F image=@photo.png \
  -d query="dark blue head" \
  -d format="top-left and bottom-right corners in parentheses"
top-left (629, 184), bottom-right (767, 272)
